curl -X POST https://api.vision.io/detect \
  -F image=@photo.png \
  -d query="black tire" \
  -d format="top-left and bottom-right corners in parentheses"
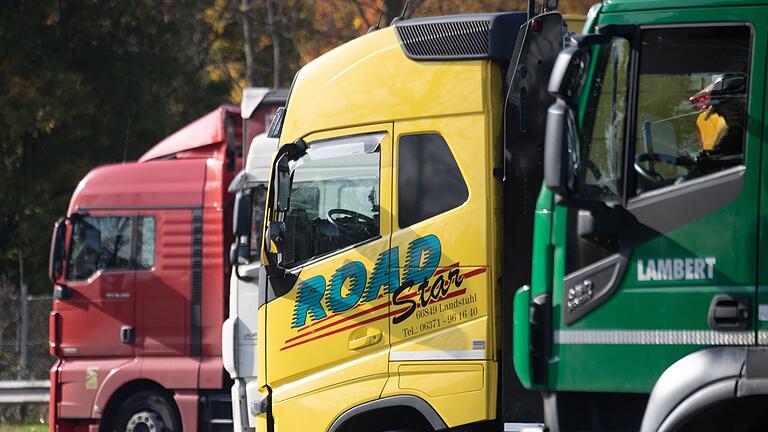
top-left (112, 390), bottom-right (181, 432)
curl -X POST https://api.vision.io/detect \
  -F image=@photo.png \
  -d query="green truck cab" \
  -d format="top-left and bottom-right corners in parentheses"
top-left (515, 1), bottom-right (768, 431)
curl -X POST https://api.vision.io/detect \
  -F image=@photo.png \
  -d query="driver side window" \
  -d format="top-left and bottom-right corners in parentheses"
top-left (633, 26), bottom-right (750, 195)
top-left (282, 133), bottom-right (383, 267)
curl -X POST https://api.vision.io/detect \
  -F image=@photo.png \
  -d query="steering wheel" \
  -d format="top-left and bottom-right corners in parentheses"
top-left (328, 209), bottom-right (375, 226)
top-left (634, 152), bottom-right (694, 186)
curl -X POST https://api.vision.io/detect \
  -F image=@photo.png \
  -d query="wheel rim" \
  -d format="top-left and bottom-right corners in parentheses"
top-left (126, 411), bottom-right (165, 432)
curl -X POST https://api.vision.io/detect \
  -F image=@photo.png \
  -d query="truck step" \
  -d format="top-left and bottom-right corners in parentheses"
top-left (201, 391), bottom-right (234, 432)
top-left (504, 423), bottom-right (547, 432)
top-left (208, 419), bottom-right (234, 425)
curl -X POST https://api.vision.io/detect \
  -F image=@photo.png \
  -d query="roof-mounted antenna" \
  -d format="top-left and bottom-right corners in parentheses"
top-left (367, 8), bottom-right (384, 33)
top-left (390, 0), bottom-right (410, 25)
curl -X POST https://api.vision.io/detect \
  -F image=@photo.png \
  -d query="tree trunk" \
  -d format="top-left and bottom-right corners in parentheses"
top-left (265, 0), bottom-right (283, 88)
top-left (241, 0), bottom-right (258, 87)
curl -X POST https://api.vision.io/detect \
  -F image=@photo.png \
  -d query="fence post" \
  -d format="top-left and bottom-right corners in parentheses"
top-left (18, 250), bottom-right (28, 376)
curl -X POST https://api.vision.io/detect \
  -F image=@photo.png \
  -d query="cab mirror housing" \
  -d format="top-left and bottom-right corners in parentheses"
top-left (233, 189), bottom-right (253, 237)
top-left (548, 47), bottom-right (590, 105)
top-left (275, 154), bottom-right (291, 212)
top-left (544, 100), bottom-right (570, 196)
top-left (48, 217), bottom-right (67, 282)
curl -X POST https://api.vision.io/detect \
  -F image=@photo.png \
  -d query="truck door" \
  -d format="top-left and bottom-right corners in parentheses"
top-left (55, 211), bottom-right (137, 357)
top-left (134, 210), bottom-right (191, 355)
top-left (550, 17), bottom-right (765, 392)
top-left (262, 124), bottom-right (393, 428)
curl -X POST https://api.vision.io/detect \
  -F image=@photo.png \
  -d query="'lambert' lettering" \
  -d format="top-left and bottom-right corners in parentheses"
top-left (637, 257), bottom-right (716, 282)
top-left (291, 235), bottom-right (442, 328)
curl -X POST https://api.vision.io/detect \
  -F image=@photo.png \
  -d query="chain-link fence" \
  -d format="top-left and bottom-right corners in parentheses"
top-left (0, 296), bottom-right (53, 380)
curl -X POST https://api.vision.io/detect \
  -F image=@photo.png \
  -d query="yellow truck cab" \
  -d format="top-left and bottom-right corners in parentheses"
top-left (247, 9), bottom-right (573, 432)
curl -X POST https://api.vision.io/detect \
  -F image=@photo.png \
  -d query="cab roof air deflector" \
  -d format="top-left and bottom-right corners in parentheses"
top-left (394, 12), bottom-right (528, 61)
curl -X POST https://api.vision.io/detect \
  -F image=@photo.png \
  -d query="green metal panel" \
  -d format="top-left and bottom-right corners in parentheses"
top-left (513, 285), bottom-right (532, 388)
top-left (543, 4), bottom-right (768, 393)
top-left (602, 0), bottom-right (768, 14)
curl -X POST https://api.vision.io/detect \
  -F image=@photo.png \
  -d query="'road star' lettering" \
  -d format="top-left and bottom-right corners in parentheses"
top-left (637, 257), bottom-right (716, 282)
top-left (291, 235), bottom-right (441, 328)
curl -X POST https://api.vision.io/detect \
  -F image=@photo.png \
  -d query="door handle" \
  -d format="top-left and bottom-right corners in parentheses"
top-left (708, 295), bottom-right (751, 330)
top-left (348, 328), bottom-right (382, 350)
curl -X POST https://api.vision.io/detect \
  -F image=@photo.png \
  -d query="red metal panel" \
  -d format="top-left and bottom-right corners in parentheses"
top-left (68, 159), bottom-right (206, 213)
top-left (173, 390), bottom-right (199, 432)
top-left (139, 105), bottom-right (240, 162)
top-left (201, 159), bottom-right (227, 360)
top-left (57, 358), bottom-right (138, 419)
top-left (135, 209), bottom-right (193, 355)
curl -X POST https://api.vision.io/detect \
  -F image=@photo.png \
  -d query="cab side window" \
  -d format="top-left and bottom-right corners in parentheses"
top-left (633, 26), bottom-right (750, 194)
top-left (68, 215), bottom-right (156, 280)
top-left (68, 216), bottom-right (133, 280)
top-left (398, 133), bottom-right (468, 228)
top-left (136, 216), bottom-right (155, 269)
top-left (281, 133), bottom-right (383, 267)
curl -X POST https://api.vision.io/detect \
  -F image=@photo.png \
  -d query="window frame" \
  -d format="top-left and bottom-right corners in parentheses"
top-left (65, 214), bottom-right (157, 281)
top-left (568, 23), bottom-right (754, 207)
top-left (621, 22), bottom-right (754, 206)
top-left (277, 132), bottom-right (386, 271)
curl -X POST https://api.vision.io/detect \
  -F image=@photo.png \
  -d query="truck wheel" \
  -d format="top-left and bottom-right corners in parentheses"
top-left (112, 391), bottom-right (181, 432)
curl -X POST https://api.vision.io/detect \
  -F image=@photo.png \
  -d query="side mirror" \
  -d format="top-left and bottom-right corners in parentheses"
top-left (267, 106), bottom-right (286, 139)
top-left (233, 189), bottom-right (253, 237)
top-left (48, 217), bottom-right (67, 282)
top-left (548, 46), bottom-right (590, 105)
top-left (543, 100), bottom-right (571, 196)
top-left (275, 155), bottom-right (291, 212)
top-left (544, 35), bottom-right (610, 200)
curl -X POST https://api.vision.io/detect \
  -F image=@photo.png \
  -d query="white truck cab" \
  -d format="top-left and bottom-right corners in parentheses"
top-left (223, 87), bottom-right (285, 432)
top-left (223, 131), bottom-right (277, 432)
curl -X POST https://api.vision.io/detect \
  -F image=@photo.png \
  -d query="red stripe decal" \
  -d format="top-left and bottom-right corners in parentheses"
top-left (284, 301), bottom-right (390, 343)
top-left (433, 262), bottom-right (460, 276)
top-left (296, 294), bottom-right (386, 333)
top-left (462, 267), bottom-right (486, 279)
top-left (281, 309), bottom-right (400, 351)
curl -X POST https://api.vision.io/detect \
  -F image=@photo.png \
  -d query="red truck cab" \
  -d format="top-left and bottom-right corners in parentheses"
top-left (48, 100), bottom-right (279, 432)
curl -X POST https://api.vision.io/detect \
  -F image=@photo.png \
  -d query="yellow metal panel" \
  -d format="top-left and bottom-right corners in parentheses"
top-left (257, 305), bottom-right (266, 388)
top-left (272, 373), bottom-right (388, 432)
top-left (265, 123), bottom-right (394, 431)
top-left (383, 360), bottom-right (497, 427)
top-left (281, 28), bottom-right (485, 144)
top-left (398, 363), bottom-right (484, 397)
top-left (390, 113), bottom-right (495, 358)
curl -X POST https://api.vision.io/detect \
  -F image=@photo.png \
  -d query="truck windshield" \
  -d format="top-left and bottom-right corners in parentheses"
top-left (566, 38), bottom-right (630, 201)
top-left (278, 133), bottom-right (383, 267)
